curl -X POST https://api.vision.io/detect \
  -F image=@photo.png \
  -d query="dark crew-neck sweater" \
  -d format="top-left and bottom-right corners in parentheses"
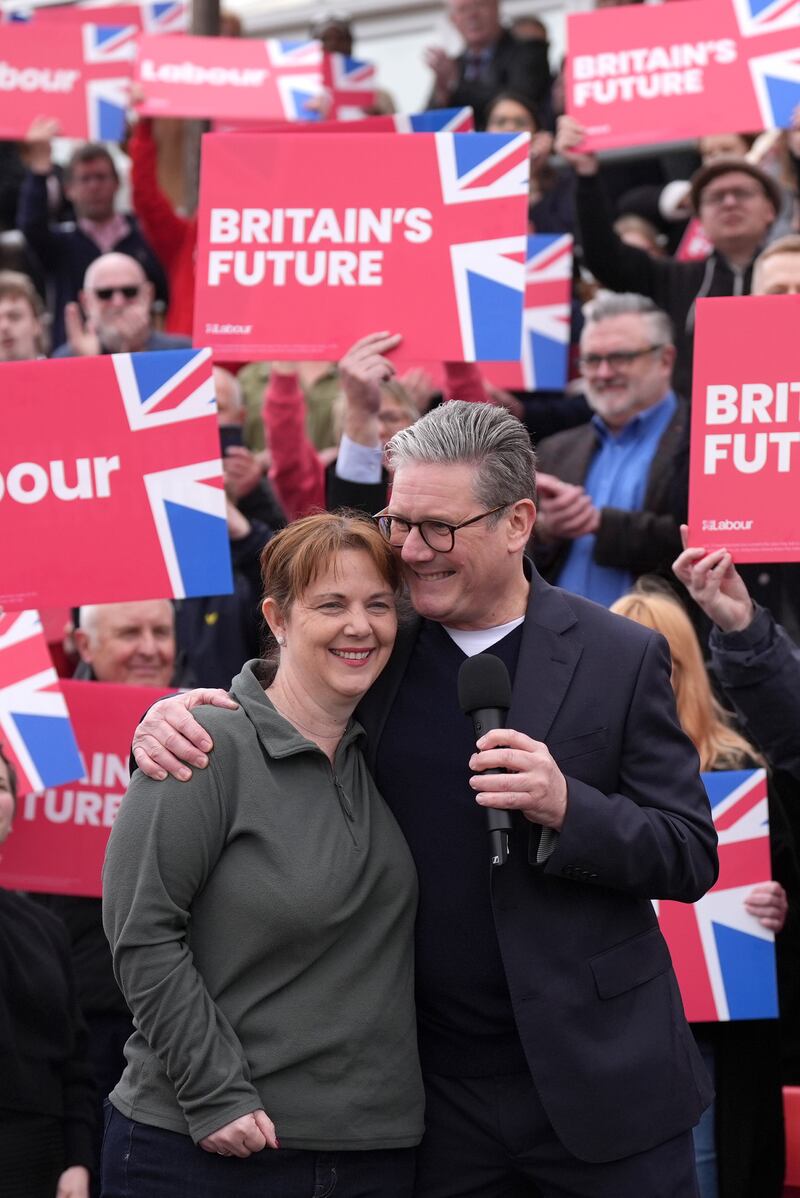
top-left (374, 618), bottom-right (530, 1077)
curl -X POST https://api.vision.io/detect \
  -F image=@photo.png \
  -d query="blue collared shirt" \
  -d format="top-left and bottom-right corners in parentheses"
top-left (556, 391), bottom-right (678, 606)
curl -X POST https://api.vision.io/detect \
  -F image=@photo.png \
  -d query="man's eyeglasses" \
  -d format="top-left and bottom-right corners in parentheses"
top-left (700, 185), bottom-right (763, 208)
top-left (374, 505), bottom-right (508, 552)
top-left (579, 344), bottom-right (664, 373)
top-left (93, 285), bottom-right (140, 302)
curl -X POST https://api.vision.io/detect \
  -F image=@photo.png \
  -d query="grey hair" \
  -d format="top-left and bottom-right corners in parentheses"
top-left (385, 400), bottom-right (537, 510)
top-left (582, 291), bottom-right (674, 347)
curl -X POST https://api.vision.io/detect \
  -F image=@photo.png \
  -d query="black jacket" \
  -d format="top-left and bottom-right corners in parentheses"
top-left (575, 173), bottom-right (759, 399)
top-left (357, 564), bottom-right (716, 1162)
top-left (17, 170), bottom-right (169, 347)
top-left (428, 29), bottom-right (551, 129)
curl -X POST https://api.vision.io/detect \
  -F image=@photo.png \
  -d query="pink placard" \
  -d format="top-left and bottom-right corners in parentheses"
top-left (0, 680), bottom-right (175, 897)
top-left (134, 33), bottom-right (323, 120)
top-left (567, 0), bottom-right (800, 152)
top-left (0, 20), bottom-right (132, 139)
top-left (193, 131), bottom-right (530, 364)
top-left (688, 294), bottom-right (800, 562)
top-left (0, 349), bottom-right (233, 609)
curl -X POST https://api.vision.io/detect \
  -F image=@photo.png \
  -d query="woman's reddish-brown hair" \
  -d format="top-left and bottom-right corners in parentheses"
top-left (259, 510), bottom-right (401, 614)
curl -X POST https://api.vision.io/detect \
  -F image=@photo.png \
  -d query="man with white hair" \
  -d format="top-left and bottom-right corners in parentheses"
top-left (73, 600), bottom-right (176, 687)
top-left (52, 252), bottom-right (190, 357)
top-left (425, 0), bottom-right (551, 127)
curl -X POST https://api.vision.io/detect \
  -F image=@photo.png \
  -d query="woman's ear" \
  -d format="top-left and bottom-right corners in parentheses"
top-left (261, 597), bottom-right (286, 644)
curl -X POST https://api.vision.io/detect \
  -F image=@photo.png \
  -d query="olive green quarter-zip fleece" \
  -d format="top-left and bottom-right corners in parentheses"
top-left (103, 661), bottom-right (424, 1149)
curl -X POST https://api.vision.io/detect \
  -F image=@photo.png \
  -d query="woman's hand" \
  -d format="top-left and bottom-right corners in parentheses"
top-left (199, 1110), bottom-right (278, 1158)
top-left (744, 881), bottom-right (789, 933)
top-left (56, 1165), bottom-right (90, 1198)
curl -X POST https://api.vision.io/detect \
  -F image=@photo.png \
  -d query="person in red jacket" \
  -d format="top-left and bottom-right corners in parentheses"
top-left (128, 117), bottom-right (196, 337)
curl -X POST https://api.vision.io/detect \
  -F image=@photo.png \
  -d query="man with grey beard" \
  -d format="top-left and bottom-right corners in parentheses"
top-left (533, 291), bottom-right (689, 606)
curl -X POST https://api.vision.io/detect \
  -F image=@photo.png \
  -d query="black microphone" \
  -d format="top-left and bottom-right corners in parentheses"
top-left (458, 653), bottom-right (514, 867)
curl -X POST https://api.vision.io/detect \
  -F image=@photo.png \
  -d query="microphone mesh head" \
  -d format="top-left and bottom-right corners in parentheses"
top-left (457, 653), bottom-right (512, 714)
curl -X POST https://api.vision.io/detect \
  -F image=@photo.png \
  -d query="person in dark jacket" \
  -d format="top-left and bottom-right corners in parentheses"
top-left (51, 252), bottom-right (188, 358)
top-left (0, 746), bottom-right (96, 1198)
top-left (611, 587), bottom-right (796, 1198)
top-left (17, 120), bottom-right (168, 347)
top-left (36, 601), bottom-right (179, 1197)
top-left (555, 116), bottom-right (780, 397)
top-left (673, 534), bottom-right (800, 785)
top-left (533, 293), bottom-right (689, 606)
top-left (424, 0), bottom-right (551, 128)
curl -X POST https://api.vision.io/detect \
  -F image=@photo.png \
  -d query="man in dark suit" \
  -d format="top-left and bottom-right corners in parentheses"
top-left (131, 399), bottom-right (716, 1196)
top-left (533, 292), bottom-right (689, 606)
top-left (425, 0), bottom-right (551, 128)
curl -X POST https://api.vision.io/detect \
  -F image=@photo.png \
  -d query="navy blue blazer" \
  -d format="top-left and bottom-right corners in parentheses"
top-left (357, 563), bottom-right (717, 1163)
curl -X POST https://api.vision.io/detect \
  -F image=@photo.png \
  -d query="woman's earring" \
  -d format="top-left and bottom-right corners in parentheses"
top-left (276, 635), bottom-right (285, 646)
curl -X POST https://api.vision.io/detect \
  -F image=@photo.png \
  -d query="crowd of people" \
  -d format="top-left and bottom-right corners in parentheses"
top-left (1, 0), bottom-right (800, 1196)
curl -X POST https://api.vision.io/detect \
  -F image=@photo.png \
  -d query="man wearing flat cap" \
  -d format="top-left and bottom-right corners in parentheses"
top-left (556, 115), bottom-right (779, 397)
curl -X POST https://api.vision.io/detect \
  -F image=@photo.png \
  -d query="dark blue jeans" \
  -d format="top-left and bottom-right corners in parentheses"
top-left (101, 1105), bottom-right (416, 1198)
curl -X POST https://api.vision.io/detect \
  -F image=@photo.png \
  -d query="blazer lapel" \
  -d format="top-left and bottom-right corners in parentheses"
top-left (357, 615), bottom-right (421, 774)
top-left (507, 564), bottom-right (583, 745)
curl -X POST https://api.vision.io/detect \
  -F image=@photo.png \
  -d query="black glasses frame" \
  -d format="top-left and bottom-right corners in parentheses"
top-left (578, 344), bottom-right (664, 372)
top-left (374, 504), bottom-right (509, 553)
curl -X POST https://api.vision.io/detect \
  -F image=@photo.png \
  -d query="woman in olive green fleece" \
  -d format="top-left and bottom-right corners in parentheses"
top-left (101, 513), bottom-right (424, 1198)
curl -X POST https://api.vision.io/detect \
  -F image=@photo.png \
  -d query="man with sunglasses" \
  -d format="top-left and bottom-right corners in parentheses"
top-left (52, 253), bottom-right (190, 358)
top-left (533, 292), bottom-right (688, 606)
top-left (17, 122), bottom-right (169, 348)
top-left (131, 386), bottom-right (716, 1196)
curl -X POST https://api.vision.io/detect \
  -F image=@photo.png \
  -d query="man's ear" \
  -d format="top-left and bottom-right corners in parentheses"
top-left (508, 498), bottom-right (536, 549)
top-left (73, 627), bottom-right (92, 664)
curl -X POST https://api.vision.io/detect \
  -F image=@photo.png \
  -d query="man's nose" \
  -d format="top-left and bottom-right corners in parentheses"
top-left (136, 631), bottom-right (158, 656)
top-left (401, 525), bottom-right (434, 560)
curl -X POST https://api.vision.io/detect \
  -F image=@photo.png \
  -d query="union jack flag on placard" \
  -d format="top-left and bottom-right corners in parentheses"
top-left (732, 0), bottom-right (800, 37)
top-left (321, 52), bottom-right (377, 119)
top-left (82, 23), bottom-right (135, 139)
top-left (397, 107), bottom-right (475, 133)
top-left (0, 611), bottom-right (83, 796)
top-left (139, 0), bottom-right (189, 34)
top-left (483, 234), bottom-right (573, 391)
top-left (655, 769), bottom-right (778, 1022)
top-left (261, 37), bottom-right (327, 122)
top-left (81, 20), bottom-right (138, 61)
top-left (111, 348), bottom-right (231, 600)
top-left (437, 133), bottom-right (530, 360)
top-left (749, 45), bottom-right (800, 126)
